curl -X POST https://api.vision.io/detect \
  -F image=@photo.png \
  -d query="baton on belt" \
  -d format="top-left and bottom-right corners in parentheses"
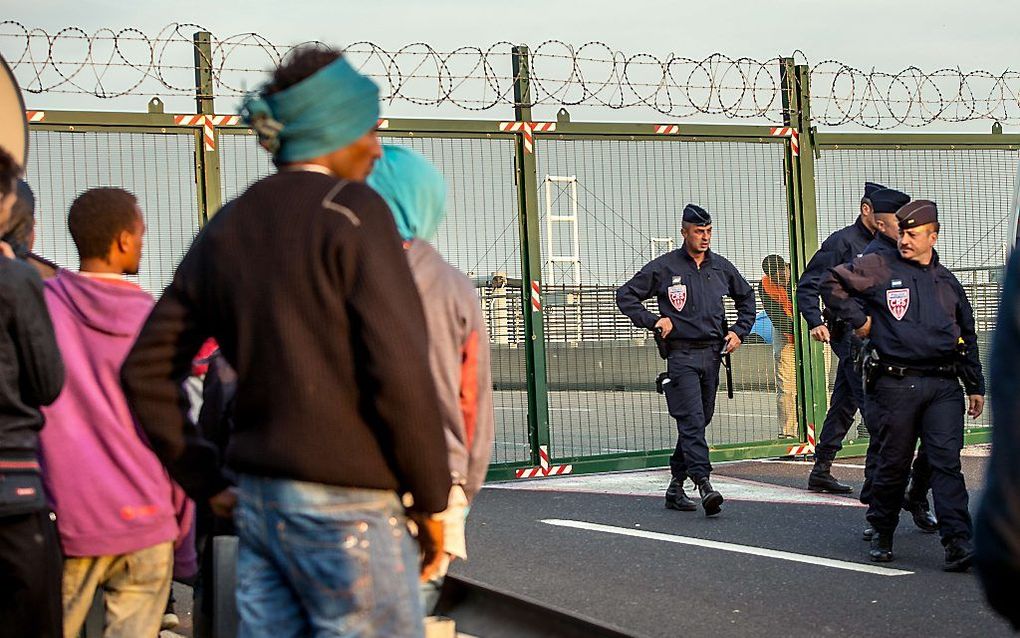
top-left (721, 320), bottom-right (734, 400)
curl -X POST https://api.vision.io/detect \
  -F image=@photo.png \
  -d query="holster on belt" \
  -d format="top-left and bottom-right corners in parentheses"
top-left (858, 339), bottom-right (880, 394)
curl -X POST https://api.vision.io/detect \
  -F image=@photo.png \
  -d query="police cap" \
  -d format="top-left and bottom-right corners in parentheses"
top-left (868, 187), bottom-right (910, 214)
top-left (864, 181), bottom-right (887, 200)
top-left (683, 204), bottom-right (712, 225)
top-left (897, 200), bottom-right (938, 229)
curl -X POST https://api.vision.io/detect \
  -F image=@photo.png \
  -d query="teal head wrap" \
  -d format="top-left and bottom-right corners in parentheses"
top-left (367, 145), bottom-right (447, 242)
top-left (240, 56), bottom-right (380, 163)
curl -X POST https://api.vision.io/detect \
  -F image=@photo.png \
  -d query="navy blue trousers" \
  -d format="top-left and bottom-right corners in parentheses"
top-left (864, 375), bottom-right (971, 543)
top-left (664, 345), bottom-right (720, 483)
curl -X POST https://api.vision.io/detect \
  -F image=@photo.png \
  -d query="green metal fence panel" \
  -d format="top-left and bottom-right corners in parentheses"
top-left (813, 145), bottom-right (1020, 434)
top-left (216, 131), bottom-right (533, 466)
top-left (24, 128), bottom-right (201, 295)
top-left (532, 136), bottom-right (796, 461)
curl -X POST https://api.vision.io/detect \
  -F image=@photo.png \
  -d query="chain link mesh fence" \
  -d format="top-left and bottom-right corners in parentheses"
top-left (534, 137), bottom-right (794, 459)
top-left (24, 129), bottom-right (200, 294)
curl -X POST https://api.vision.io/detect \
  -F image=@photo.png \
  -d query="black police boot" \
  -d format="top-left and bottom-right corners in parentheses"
top-left (862, 526), bottom-right (875, 541)
top-left (664, 478), bottom-right (697, 512)
top-left (903, 497), bottom-right (938, 534)
top-left (943, 538), bottom-right (974, 573)
top-left (808, 458), bottom-right (853, 494)
top-left (697, 478), bottom-right (724, 517)
top-left (869, 531), bottom-right (894, 562)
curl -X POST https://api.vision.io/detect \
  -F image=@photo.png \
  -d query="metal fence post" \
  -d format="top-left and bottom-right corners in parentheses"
top-left (512, 44), bottom-right (552, 467)
top-left (193, 31), bottom-right (223, 223)
top-left (781, 58), bottom-right (829, 444)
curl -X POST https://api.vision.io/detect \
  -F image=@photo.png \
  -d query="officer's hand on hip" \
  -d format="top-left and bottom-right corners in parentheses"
top-left (655, 317), bottom-right (674, 338)
top-left (854, 316), bottom-right (872, 339)
top-left (809, 325), bottom-right (830, 343)
top-left (968, 395), bottom-right (985, 419)
top-left (0, 241), bottom-right (13, 259)
top-left (723, 331), bottom-right (742, 354)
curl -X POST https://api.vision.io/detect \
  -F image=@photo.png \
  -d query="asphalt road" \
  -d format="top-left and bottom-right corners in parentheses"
top-left (453, 453), bottom-right (1010, 638)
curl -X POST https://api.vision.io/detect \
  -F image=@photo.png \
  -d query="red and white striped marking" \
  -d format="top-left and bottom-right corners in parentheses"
top-left (770, 127), bottom-right (800, 156)
top-left (530, 280), bottom-right (542, 312)
top-left (25, 111), bottom-right (45, 122)
top-left (377, 119), bottom-right (390, 129)
top-left (174, 114), bottom-right (205, 127)
top-left (654, 124), bottom-right (679, 135)
top-left (174, 114), bottom-right (240, 151)
top-left (498, 121), bottom-right (556, 153)
top-left (786, 422), bottom-right (816, 456)
top-left (515, 445), bottom-right (573, 479)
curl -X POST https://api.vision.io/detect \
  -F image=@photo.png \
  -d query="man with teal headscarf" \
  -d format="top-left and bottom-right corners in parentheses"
top-left (369, 146), bottom-right (495, 613)
top-left (123, 48), bottom-right (450, 638)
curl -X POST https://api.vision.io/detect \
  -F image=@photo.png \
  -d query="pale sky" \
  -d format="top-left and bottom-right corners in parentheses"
top-left (4, 0), bottom-right (1019, 129)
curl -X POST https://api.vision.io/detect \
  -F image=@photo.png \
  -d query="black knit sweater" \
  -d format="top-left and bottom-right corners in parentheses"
top-left (122, 171), bottom-right (451, 512)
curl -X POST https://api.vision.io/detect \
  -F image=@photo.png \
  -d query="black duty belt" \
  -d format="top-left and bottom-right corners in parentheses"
top-left (878, 363), bottom-right (957, 379)
top-left (669, 339), bottom-right (722, 351)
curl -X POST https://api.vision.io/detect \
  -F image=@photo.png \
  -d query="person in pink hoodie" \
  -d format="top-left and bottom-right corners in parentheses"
top-left (38, 187), bottom-right (180, 638)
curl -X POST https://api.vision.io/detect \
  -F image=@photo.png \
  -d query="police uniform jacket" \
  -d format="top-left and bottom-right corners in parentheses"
top-left (616, 246), bottom-right (756, 343)
top-left (796, 217), bottom-right (874, 329)
top-left (863, 231), bottom-right (898, 256)
top-left (820, 249), bottom-right (985, 395)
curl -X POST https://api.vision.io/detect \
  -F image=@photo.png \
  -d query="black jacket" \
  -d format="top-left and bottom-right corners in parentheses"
top-left (796, 217), bottom-right (874, 329)
top-left (616, 246), bottom-right (756, 342)
top-left (0, 256), bottom-right (64, 460)
top-left (121, 171), bottom-right (451, 512)
top-left (821, 249), bottom-right (984, 395)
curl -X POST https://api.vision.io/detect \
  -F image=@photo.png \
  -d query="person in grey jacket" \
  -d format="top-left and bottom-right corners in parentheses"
top-left (368, 145), bottom-right (495, 611)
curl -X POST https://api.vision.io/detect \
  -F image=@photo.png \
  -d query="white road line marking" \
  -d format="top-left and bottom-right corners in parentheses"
top-left (759, 459), bottom-right (867, 469)
top-left (541, 519), bottom-right (913, 577)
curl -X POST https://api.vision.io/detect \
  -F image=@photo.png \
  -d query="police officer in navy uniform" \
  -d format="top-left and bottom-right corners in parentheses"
top-left (861, 190), bottom-right (938, 538)
top-left (617, 204), bottom-right (756, 516)
top-left (798, 182), bottom-right (884, 495)
top-left (821, 200), bottom-right (983, 570)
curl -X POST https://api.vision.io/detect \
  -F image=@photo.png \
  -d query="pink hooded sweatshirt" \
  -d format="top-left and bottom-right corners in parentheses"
top-left (39, 270), bottom-right (180, 558)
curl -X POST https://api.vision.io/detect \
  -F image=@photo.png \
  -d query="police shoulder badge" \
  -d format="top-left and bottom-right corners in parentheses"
top-left (886, 288), bottom-right (909, 321)
top-left (668, 280), bottom-right (687, 312)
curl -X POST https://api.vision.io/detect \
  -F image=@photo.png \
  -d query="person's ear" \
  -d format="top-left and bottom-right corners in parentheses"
top-left (117, 228), bottom-right (133, 254)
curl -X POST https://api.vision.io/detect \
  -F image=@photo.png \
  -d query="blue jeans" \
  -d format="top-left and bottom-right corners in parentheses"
top-left (234, 475), bottom-right (424, 638)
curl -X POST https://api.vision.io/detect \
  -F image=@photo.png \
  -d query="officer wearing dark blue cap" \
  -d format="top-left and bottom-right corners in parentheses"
top-left (617, 203), bottom-right (756, 516)
top-left (799, 182), bottom-right (885, 495)
top-left (861, 188), bottom-right (911, 256)
top-left (821, 200), bottom-right (984, 570)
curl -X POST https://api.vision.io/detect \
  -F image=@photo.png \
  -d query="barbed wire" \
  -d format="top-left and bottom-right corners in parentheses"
top-left (2, 21), bottom-right (1019, 128)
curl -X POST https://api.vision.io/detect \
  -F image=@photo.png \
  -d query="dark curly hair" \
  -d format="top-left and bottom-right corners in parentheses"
top-left (265, 46), bottom-right (342, 95)
top-left (67, 187), bottom-right (140, 261)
